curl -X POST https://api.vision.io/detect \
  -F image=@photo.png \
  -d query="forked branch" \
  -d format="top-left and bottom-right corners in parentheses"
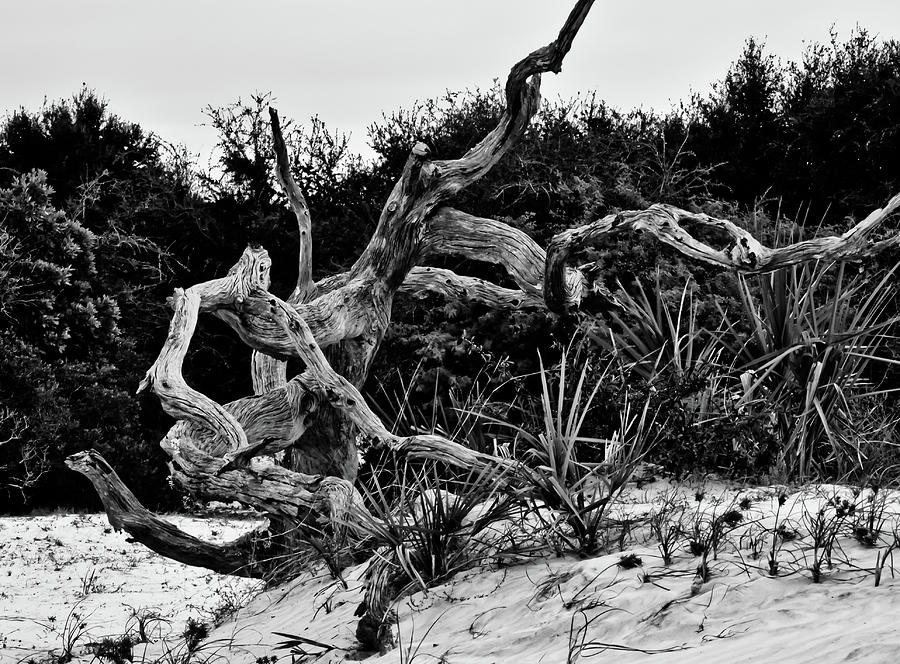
top-left (348, 0), bottom-right (595, 290)
top-left (429, 0), bottom-right (596, 198)
top-left (66, 450), bottom-right (269, 577)
top-left (545, 195), bottom-right (900, 312)
top-left (137, 287), bottom-right (248, 457)
top-left (68, 0), bottom-right (593, 593)
top-left (420, 206), bottom-right (588, 304)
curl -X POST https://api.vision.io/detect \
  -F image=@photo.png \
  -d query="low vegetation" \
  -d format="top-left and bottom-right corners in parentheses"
top-left (2, 26), bottom-right (899, 512)
top-left (3, 2), bottom-right (900, 660)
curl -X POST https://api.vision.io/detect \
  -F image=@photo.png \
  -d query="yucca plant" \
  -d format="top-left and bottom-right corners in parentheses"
top-left (370, 353), bottom-right (520, 457)
top-left (587, 273), bottom-right (772, 475)
top-left (723, 261), bottom-right (900, 478)
top-left (351, 459), bottom-right (515, 587)
top-left (801, 491), bottom-right (856, 583)
top-left (346, 457), bottom-right (518, 649)
top-left (587, 272), bottom-right (737, 443)
top-left (498, 346), bottom-right (659, 556)
top-left (590, 271), bottom-right (722, 384)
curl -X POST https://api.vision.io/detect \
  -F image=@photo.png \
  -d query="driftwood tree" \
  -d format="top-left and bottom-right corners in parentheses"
top-left (68, 0), bottom-right (900, 650)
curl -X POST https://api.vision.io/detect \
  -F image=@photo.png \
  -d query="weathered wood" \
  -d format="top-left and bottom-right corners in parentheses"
top-left (270, 107), bottom-right (315, 305)
top-left (422, 208), bottom-right (549, 297)
top-left (266, 295), bottom-right (530, 479)
top-left (138, 288), bottom-right (248, 458)
top-left (419, 206), bottom-right (587, 304)
top-left (216, 375), bottom-right (320, 470)
top-left (250, 353), bottom-right (287, 394)
top-left (250, 108), bottom-right (314, 394)
top-left (69, 0), bottom-right (590, 608)
top-left (66, 450), bottom-right (268, 577)
top-left (545, 195), bottom-right (900, 312)
top-left (162, 427), bottom-right (366, 524)
top-left (208, 280), bottom-right (378, 359)
top-left (347, 0), bottom-right (596, 292)
top-left (400, 266), bottom-right (544, 310)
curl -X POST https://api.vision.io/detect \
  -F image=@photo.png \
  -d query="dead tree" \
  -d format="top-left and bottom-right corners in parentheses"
top-left (68, 0), bottom-right (900, 649)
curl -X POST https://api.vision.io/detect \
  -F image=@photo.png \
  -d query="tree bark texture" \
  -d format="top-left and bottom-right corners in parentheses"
top-left (66, 0), bottom-right (900, 648)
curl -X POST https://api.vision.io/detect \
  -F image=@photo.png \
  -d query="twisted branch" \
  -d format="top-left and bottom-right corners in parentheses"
top-left (545, 195), bottom-right (900, 312)
top-left (68, 1), bottom-right (595, 592)
top-left (66, 450), bottom-right (269, 577)
top-left (400, 266), bottom-right (544, 310)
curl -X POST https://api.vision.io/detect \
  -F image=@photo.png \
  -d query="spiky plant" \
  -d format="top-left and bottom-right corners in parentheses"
top-left (346, 457), bottom-right (517, 649)
top-left (590, 271), bottom-right (721, 384)
top-left (495, 346), bottom-right (659, 556)
top-left (725, 261), bottom-right (900, 477)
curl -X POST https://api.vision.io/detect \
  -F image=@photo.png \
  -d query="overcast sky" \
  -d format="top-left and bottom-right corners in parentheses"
top-left (3, 1), bottom-right (899, 160)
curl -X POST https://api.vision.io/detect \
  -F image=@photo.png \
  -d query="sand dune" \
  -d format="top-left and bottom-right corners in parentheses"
top-left (3, 484), bottom-right (899, 663)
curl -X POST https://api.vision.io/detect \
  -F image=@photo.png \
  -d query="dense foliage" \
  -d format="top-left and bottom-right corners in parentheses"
top-left (2, 30), bottom-right (899, 511)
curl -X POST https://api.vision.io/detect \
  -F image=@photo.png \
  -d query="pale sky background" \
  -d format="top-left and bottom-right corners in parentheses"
top-left (2, 1), bottom-right (899, 160)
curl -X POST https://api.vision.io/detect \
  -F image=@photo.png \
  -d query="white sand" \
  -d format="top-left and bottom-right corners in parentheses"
top-left (3, 485), bottom-right (900, 663)
top-left (0, 512), bottom-right (261, 663)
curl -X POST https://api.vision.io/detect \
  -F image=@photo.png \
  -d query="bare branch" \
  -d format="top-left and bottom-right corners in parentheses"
top-left (138, 287), bottom-right (249, 458)
top-left (211, 281), bottom-right (376, 358)
top-left (347, 1), bottom-right (596, 291)
top-left (266, 295), bottom-right (527, 477)
top-left (248, 108), bottom-right (317, 394)
top-left (423, 208), bottom-right (547, 296)
top-left (420, 206), bottom-right (587, 304)
top-left (207, 374), bottom-right (320, 471)
top-left (429, 0), bottom-right (596, 198)
top-left (269, 106), bottom-right (315, 304)
top-left (66, 450), bottom-right (269, 577)
top-left (159, 245), bottom-right (373, 361)
top-left (139, 246), bottom-right (324, 466)
top-left (400, 266), bottom-right (544, 310)
top-left (545, 194), bottom-right (900, 312)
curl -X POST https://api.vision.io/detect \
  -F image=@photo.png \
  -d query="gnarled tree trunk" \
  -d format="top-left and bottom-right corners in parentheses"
top-left (67, 0), bottom-right (900, 651)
